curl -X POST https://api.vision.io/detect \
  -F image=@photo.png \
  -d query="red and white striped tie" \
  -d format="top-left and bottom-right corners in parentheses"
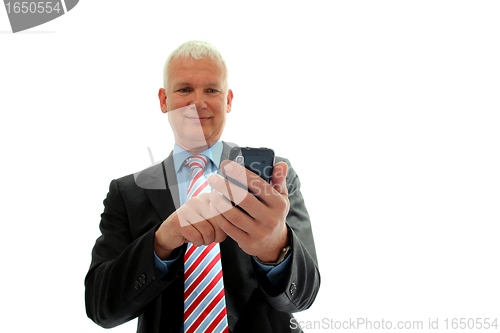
top-left (183, 155), bottom-right (229, 333)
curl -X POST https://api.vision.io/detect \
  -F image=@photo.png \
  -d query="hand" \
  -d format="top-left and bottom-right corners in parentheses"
top-left (154, 193), bottom-right (227, 260)
top-left (208, 160), bottom-right (290, 262)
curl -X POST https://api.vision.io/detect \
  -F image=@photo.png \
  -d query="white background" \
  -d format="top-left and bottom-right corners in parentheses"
top-left (1, 1), bottom-right (499, 332)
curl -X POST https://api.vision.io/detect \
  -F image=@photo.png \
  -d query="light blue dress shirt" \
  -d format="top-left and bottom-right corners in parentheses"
top-left (154, 140), bottom-right (291, 286)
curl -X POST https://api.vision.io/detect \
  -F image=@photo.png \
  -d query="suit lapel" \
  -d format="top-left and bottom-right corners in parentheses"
top-left (219, 141), bottom-right (237, 173)
top-left (136, 152), bottom-right (180, 221)
top-left (162, 153), bottom-right (181, 210)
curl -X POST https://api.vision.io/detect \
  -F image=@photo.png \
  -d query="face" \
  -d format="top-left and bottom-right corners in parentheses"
top-left (158, 57), bottom-right (233, 152)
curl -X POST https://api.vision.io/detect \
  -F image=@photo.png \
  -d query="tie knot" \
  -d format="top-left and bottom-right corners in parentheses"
top-left (185, 154), bottom-right (208, 172)
top-left (185, 155), bottom-right (210, 199)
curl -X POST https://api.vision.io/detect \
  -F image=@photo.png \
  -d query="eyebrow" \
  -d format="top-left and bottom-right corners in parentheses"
top-left (171, 82), bottom-right (190, 90)
top-left (172, 82), bottom-right (223, 90)
top-left (204, 82), bottom-right (222, 88)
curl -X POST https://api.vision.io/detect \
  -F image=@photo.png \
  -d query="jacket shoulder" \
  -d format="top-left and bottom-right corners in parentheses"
top-left (130, 161), bottom-right (168, 190)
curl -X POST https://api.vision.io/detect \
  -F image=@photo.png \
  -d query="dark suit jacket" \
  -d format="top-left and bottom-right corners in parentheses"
top-left (85, 142), bottom-right (320, 333)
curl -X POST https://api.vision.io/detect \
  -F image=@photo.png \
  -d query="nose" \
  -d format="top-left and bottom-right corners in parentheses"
top-left (192, 90), bottom-right (207, 111)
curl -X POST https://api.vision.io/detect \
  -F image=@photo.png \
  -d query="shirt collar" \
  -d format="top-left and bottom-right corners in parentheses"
top-left (172, 140), bottom-right (223, 173)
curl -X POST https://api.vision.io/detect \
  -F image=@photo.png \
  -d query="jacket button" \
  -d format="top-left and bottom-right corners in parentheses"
top-left (289, 283), bottom-right (297, 295)
top-left (134, 274), bottom-right (147, 290)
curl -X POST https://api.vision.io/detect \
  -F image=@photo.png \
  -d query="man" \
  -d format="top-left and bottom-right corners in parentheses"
top-left (85, 41), bottom-right (320, 333)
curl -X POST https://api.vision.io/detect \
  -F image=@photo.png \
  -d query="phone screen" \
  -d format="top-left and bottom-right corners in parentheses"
top-left (228, 147), bottom-right (275, 183)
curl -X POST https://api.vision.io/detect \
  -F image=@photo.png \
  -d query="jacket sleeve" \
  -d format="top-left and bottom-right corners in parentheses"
top-left (255, 157), bottom-right (321, 312)
top-left (84, 176), bottom-right (183, 328)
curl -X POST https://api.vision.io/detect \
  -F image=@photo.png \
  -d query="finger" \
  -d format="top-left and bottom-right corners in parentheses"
top-left (209, 190), bottom-right (255, 234)
top-left (219, 160), bottom-right (269, 197)
top-left (208, 186), bottom-right (234, 214)
top-left (198, 195), bottom-right (228, 243)
top-left (184, 193), bottom-right (218, 222)
top-left (209, 194), bottom-right (251, 243)
top-left (271, 161), bottom-right (288, 195)
top-left (177, 205), bottom-right (205, 228)
top-left (179, 196), bottom-right (217, 246)
top-left (219, 160), bottom-right (248, 186)
top-left (209, 173), bottom-right (280, 228)
top-left (208, 173), bottom-right (259, 209)
top-left (221, 159), bottom-right (285, 205)
top-left (210, 222), bottom-right (227, 243)
top-left (207, 203), bottom-right (232, 243)
top-left (178, 220), bottom-right (205, 247)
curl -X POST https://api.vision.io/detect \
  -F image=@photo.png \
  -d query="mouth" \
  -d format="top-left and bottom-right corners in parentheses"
top-left (186, 115), bottom-right (212, 122)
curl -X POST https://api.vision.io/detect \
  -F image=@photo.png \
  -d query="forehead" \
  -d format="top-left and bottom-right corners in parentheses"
top-left (167, 58), bottom-right (226, 87)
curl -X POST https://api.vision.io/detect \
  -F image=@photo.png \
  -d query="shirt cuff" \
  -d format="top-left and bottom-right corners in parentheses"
top-left (252, 251), bottom-right (292, 286)
top-left (154, 249), bottom-right (182, 279)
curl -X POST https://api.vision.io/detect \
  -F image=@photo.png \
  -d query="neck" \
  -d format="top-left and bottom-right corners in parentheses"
top-left (178, 141), bottom-right (216, 155)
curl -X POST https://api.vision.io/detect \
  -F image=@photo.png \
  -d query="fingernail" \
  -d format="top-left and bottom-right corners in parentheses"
top-left (223, 162), bottom-right (233, 173)
top-left (208, 174), bottom-right (218, 185)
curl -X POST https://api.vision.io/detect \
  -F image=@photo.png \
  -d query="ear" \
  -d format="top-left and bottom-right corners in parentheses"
top-left (158, 88), bottom-right (168, 113)
top-left (226, 89), bottom-right (234, 113)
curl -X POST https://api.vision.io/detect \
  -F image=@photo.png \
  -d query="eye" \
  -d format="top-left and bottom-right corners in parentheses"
top-left (206, 88), bottom-right (219, 94)
top-left (176, 87), bottom-right (192, 94)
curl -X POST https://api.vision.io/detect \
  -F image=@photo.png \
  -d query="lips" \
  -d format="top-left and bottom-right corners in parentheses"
top-left (186, 115), bottom-right (212, 121)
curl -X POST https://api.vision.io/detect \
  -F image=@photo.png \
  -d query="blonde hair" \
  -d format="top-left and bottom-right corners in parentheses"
top-left (163, 40), bottom-right (229, 90)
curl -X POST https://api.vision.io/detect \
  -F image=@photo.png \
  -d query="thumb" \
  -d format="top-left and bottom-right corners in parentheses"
top-left (271, 162), bottom-right (288, 195)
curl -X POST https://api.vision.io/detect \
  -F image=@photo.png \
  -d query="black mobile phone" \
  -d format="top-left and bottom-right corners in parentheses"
top-left (228, 147), bottom-right (275, 183)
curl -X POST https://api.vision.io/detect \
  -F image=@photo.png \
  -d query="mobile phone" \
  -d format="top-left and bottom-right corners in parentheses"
top-left (228, 147), bottom-right (275, 183)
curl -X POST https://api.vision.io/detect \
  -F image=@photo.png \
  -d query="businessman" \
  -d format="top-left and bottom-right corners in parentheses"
top-left (85, 40), bottom-right (320, 333)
